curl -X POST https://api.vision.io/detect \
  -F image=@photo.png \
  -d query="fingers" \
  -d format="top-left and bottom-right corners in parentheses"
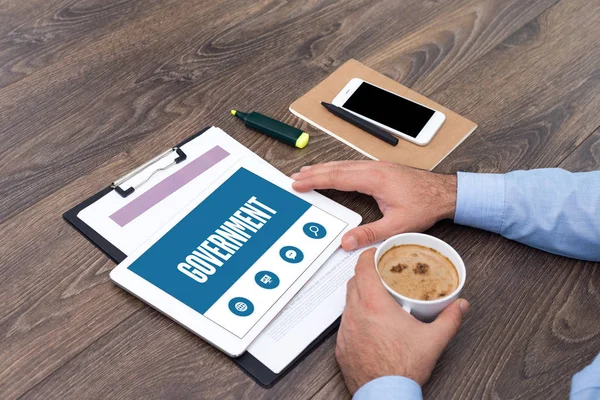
top-left (342, 219), bottom-right (398, 251)
top-left (430, 299), bottom-right (469, 345)
top-left (339, 277), bottom-right (358, 347)
top-left (296, 160), bottom-right (377, 175)
top-left (345, 276), bottom-right (359, 308)
top-left (352, 248), bottom-right (389, 299)
top-left (292, 168), bottom-right (380, 194)
top-left (291, 162), bottom-right (386, 194)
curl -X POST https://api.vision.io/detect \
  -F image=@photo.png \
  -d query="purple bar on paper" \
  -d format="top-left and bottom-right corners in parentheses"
top-left (110, 146), bottom-right (230, 227)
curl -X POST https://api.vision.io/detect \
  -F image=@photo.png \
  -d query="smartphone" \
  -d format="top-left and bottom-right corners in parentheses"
top-left (332, 78), bottom-right (445, 146)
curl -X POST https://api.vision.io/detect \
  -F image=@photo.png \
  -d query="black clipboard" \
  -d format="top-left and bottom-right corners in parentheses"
top-left (63, 126), bottom-right (340, 388)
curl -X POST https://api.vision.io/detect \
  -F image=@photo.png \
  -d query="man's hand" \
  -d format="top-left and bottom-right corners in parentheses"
top-left (336, 248), bottom-right (469, 394)
top-left (292, 161), bottom-right (457, 251)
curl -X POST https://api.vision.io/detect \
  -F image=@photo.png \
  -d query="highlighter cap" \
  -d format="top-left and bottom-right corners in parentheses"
top-left (295, 132), bottom-right (310, 149)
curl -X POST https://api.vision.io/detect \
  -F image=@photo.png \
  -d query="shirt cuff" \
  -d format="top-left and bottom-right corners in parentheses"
top-left (454, 172), bottom-right (506, 234)
top-left (571, 353), bottom-right (600, 398)
top-left (353, 376), bottom-right (422, 400)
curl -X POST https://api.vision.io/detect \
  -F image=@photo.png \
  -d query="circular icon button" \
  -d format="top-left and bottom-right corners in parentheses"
top-left (255, 271), bottom-right (280, 289)
top-left (303, 222), bottom-right (327, 239)
top-left (228, 297), bottom-right (254, 317)
top-left (280, 246), bottom-right (304, 264)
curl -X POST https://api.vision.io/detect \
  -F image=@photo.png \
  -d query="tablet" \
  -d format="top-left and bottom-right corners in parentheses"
top-left (110, 158), bottom-right (361, 356)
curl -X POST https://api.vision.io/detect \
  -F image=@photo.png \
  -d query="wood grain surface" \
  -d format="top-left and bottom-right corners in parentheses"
top-left (1, 0), bottom-right (598, 399)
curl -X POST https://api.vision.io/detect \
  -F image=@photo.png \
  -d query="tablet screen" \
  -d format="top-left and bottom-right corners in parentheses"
top-left (127, 167), bottom-right (347, 338)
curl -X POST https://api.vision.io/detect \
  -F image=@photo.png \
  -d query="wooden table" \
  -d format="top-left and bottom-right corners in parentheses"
top-left (1, 1), bottom-right (599, 398)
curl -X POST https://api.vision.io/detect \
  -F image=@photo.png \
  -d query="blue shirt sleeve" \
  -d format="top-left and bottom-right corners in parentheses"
top-left (571, 353), bottom-right (600, 400)
top-left (455, 168), bottom-right (600, 398)
top-left (353, 376), bottom-right (422, 400)
top-left (454, 169), bottom-right (600, 262)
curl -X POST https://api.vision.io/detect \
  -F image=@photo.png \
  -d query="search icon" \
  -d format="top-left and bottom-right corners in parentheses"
top-left (303, 223), bottom-right (327, 239)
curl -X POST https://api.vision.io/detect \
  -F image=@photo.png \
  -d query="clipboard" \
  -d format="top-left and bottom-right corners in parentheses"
top-left (63, 126), bottom-right (342, 388)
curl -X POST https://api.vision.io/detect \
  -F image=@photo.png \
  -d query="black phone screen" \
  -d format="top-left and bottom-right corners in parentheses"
top-left (342, 82), bottom-right (435, 138)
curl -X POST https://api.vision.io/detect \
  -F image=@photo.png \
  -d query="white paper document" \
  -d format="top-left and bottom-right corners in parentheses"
top-left (79, 127), bottom-right (264, 255)
top-left (247, 247), bottom-right (364, 373)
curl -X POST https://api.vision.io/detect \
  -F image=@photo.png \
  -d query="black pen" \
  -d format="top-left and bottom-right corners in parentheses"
top-left (321, 102), bottom-right (399, 146)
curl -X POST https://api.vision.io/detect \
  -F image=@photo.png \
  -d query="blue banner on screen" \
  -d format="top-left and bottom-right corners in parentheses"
top-left (128, 168), bottom-right (311, 314)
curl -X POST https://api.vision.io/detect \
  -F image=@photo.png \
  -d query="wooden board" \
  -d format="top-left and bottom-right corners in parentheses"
top-left (290, 59), bottom-right (477, 170)
top-left (1, 0), bottom-right (599, 399)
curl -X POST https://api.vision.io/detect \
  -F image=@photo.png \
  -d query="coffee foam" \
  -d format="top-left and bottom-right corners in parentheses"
top-left (377, 244), bottom-right (458, 301)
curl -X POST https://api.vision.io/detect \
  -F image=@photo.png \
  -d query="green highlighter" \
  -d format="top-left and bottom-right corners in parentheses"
top-left (231, 110), bottom-right (309, 149)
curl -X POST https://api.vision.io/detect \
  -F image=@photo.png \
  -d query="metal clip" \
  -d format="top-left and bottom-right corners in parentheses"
top-left (111, 147), bottom-right (187, 198)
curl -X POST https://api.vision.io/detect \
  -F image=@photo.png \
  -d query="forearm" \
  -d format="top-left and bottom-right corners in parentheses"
top-left (453, 169), bottom-right (600, 261)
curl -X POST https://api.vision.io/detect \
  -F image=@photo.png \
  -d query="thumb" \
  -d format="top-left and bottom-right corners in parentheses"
top-left (341, 219), bottom-right (395, 251)
top-left (430, 299), bottom-right (469, 345)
